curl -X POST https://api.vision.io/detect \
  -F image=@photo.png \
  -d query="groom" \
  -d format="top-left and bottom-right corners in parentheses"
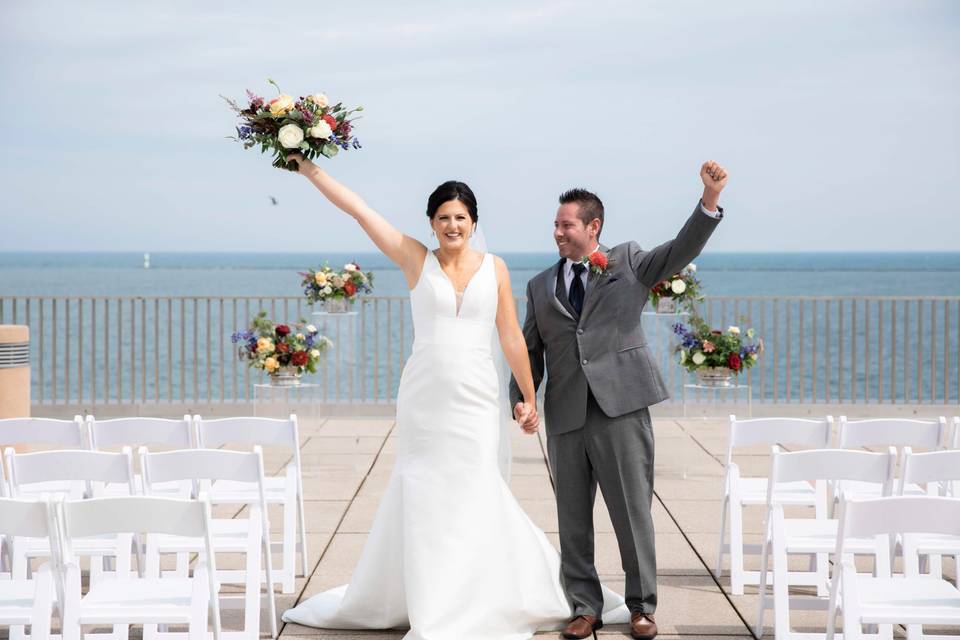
top-left (510, 161), bottom-right (727, 639)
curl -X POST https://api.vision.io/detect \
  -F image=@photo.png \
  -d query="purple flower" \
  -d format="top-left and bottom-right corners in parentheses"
top-left (237, 125), bottom-right (253, 140)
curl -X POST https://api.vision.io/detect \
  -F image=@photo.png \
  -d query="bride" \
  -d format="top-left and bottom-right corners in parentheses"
top-left (281, 154), bottom-right (628, 640)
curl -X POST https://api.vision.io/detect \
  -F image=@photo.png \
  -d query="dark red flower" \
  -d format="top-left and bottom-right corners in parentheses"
top-left (322, 114), bottom-right (337, 130)
top-left (275, 324), bottom-right (291, 337)
top-left (588, 251), bottom-right (608, 270)
top-left (728, 353), bottom-right (742, 371)
top-left (291, 351), bottom-right (309, 367)
top-left (276, 342), bottom-right (290, 354)
top-left (337, 120), bottom-right (352, 135)
top-left (343, 282), bottom-right (357, 296)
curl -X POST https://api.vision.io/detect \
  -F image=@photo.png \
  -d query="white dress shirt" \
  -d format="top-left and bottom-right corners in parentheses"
top-left (563, 203), bottom-right (721, 295)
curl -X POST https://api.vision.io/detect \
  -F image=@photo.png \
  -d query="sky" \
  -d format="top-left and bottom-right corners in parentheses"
top-left (0, 1), bottom-right (958, 253)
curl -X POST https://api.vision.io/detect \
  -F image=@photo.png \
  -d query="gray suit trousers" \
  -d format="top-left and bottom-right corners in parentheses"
top-left (547, 390), bottom-right (657, 617)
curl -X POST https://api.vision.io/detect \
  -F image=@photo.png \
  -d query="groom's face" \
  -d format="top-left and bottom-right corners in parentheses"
top-left (554, 204), bottom-right (598, 260)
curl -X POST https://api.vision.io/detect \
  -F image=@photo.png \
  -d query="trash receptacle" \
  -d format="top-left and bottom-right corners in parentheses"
top-left (0, 324), bottom-right (30, 419)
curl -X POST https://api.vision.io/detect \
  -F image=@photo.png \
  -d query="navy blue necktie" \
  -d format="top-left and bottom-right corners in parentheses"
top-left (569, 263), bottom-right (586, 315)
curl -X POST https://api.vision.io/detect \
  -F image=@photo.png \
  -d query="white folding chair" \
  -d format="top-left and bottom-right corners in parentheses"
top-left (86, 415), bottom-right (194, 497)
top-left (716, 415), bottom-right (833, 595)
top-left (140, 447), bottom-right (277, 639)
top-left (5, 448), bottom-right (139, 588)
top-left (0, 498), bottom-right (59, 640)
top-left (826, 496), bottom-right (960, 640)
top-left (58, 496), bottom-right (221, 640)
top-left (899, 448), bottom-right (960, 586)
top-left (0, 417), bottom-right (85, 497)
top-left (756, 447), bottom-right (896, 640)
top-left (194, 415), bottom-right (306, 594)
top-left (838, 416), bottom-right (947, 499)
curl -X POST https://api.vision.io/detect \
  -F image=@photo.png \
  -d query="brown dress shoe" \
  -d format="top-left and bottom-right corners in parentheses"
top-left (630, 612), bottom-right (658, 639)
top-left (561, 614), bottom-right (603, 639)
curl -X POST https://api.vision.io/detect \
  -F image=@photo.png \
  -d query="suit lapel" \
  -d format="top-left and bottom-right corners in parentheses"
top-left (548, 258), bottom-right (577, 321)
top-left (580, 243), bottom-right (611, 321)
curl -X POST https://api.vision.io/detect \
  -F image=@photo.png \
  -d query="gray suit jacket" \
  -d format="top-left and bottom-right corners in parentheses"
top-left (510, 202), bottom-right (722, 435)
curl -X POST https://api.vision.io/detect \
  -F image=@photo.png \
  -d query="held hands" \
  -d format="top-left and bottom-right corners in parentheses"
top-left (513, 401), bottom-right (540, 434)
top-left (699, 160), bottom-right (728, 211)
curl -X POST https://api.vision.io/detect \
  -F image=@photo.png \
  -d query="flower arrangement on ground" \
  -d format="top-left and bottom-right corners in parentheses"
top-left (301, 261), bottom-right (374, 306)
top-left (232, 311), bottom-right (332, 376)
top-left (672, 315), bottom-right (762, 375)
top-left (224, 79), bottom-right (363, 171)
top-left (649, 263), bottom-right (702, 313)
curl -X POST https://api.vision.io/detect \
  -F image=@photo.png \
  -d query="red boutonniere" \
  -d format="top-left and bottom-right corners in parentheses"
top-left (581, 250), bottom-right (610, 276)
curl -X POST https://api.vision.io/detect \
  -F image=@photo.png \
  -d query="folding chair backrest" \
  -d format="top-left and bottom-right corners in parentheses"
top-left (839, 495), bottom-right (960, 539)
top-left (726, 415), bottom-right (833, 465)
top-left (60, 495), bottom-right (211, 539)
top-left (0, 416), bottom-right (84, 449)
top-left (901, 448), bottom-right (960, 495)
top-left (88, 415), bottom-right (193, 450)
top-left (194, 415), bottom-right (298, 450)
top-left (770, 446), bottom-right (896, 489)
top-left (838, 416), bottom-right (946, 450)
top-left (0, 497), bottom-right (54, 538)
top-left (5, 448), bottom-right (135, 497)
top-left (141, 447), bottom-right (265, 490)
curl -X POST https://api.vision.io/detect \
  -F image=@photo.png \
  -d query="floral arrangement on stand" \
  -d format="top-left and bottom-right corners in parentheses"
top-left (231, 311), bottom-right (333, 385)
top-left (672, 315), bottom-right (763, 387)
top-left (649, 263), bottom-right (702, 313)
top-left (301, 261), bottom-right (374, 313)
top-left (223, 79), bottom-right (363, 171)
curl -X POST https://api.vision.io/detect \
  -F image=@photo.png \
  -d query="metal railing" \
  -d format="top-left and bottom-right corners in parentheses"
top-left (1, 295), bottom-right (958, 406)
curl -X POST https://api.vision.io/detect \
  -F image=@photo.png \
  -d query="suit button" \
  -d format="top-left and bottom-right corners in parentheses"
top-left (577, 329), bottom-right (584, 335)
top-left (582, 359), bottom-right (588, 365)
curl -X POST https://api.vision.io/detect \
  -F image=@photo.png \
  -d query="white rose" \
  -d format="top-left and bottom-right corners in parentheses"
top-left (692, 351), bottom-right (706, 366)
top-left (307, 121), bottom-right (332, 139)
top-left (306, 324), bottom-right (317, 334)
top-left (728, 326), bottom-right (741, 335)
top-left (277, 123), bottom-right (305, 149)
top-left (322, 285), bottom-right (333, 295)
top-left (687, 263), bottom-right (697, 273)
top-left (295, 333), bottom-right (305, 341)
top-left (344, 263), bottom-right (358, 272)
top-left (308, 93), bottom-right (329, 108)
top-left (670, 279), bottom-right (687, 295)
top-left (310, 348), bottom-right (321, 358)
top-left (331, 275), bottom-right (344, 288)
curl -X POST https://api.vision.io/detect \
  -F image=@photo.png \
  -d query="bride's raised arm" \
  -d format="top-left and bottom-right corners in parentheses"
top-left (287, 153), bottom-right (427, 288)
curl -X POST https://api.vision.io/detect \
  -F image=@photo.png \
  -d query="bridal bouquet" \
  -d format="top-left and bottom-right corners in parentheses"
top-left (231, 311), bottom-right (332, 375)
top-left (672, 316), bottom-right (762, 375)
top-left (224, 79), bottom-right (363, 171)
top-left (301, 262), bottom-right (374, 307)
top-left (648, 263), bottom-right (702, 313)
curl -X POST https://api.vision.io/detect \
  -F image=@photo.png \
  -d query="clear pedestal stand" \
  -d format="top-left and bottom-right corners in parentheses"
top-left (253, 382), bottom-right (324, 419)
top-left (310, 309), bottom-right (359, 402)
top-left (681, 382), bottom-right (752, 418)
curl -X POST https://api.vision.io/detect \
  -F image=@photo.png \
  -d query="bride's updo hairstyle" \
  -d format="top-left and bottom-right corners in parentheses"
top-left (426, 181), bottom-right (478, 223)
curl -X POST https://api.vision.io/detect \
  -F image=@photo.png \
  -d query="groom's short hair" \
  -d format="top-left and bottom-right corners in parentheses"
top-left (559, 188), bottom-right (604, 236)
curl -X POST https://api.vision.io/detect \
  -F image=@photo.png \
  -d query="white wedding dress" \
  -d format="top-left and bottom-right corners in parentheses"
top-left (282, 251), bottom-right (629, 639)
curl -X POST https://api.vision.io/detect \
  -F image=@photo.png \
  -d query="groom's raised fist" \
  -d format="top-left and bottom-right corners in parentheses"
top-left (700, 160), bottom-right (728, 192)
